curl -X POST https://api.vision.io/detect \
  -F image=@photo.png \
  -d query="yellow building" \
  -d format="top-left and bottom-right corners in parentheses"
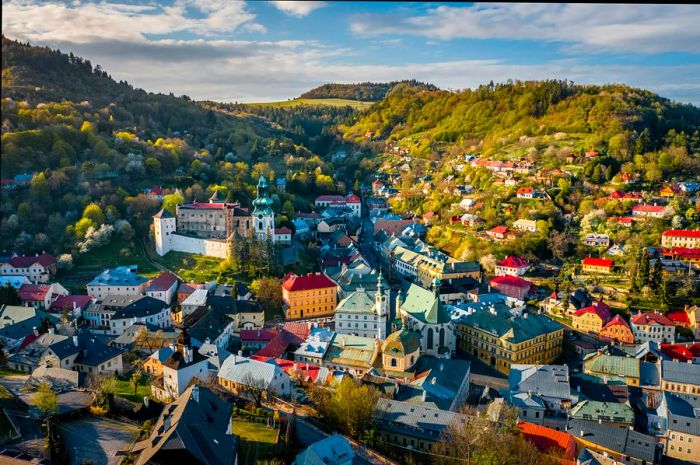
top-left (455, 305), bottom-right (564, 375)
top-left (583, 353), bottom-right (640, 387)
top-left (282, 272), bottom-right (338, 320)
top-left (381, 324), bottom-right (421, 373)
top-left (660, 360), bottom-right (700, 395)
top-left (416, 256), bottom-right (481, 288)
top-left (571, 302), bottom-right (611, 335)
top-left (581, 257), bottom-right (614, 274)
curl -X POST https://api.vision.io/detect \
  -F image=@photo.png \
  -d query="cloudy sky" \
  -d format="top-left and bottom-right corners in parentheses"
top-left (3, 1), bottom-right (700, 104)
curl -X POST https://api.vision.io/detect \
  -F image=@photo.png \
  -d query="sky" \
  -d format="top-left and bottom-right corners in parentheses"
top-left (2, 1), bottom-right (700, 105)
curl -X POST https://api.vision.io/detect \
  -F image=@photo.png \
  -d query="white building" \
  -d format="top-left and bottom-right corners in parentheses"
top-left (218, 354), bottom-right (292, 398)
top-left (583, 233), bottom-right (610, 248)
top-left (513, 219), bottom-right (537, 233)
top-left (334, 273), bottom-right (389, 339)
top-left (153, 342), bottom-right (210, 401)
top-left (145, 271), bottom-right (179, 305)
top-left (0, 253), bottom-right (57, 283)
top-left (630, 312), bottom-right (676, 344)
top-left (109, 296), bottom-right (171, 336)
top-left (87, 266), bottom-right (148, 299)
top-left (495, 256), bottom-right (530, 277)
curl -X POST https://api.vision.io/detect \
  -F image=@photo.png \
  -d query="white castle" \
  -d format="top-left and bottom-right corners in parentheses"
top-left (154, 175), bottom-right (275, 258)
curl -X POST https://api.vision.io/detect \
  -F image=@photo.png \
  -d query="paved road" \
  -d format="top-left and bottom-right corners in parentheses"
top-left (58, 416), bottom-right (139, 465)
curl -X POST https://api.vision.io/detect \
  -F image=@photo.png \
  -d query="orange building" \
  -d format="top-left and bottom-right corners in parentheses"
top-left (572, 302), bottom-right (611, 335)
top-left (598, 315), bottom-right (634, 345)
top-left (282, 272), bottom-right (338, 320)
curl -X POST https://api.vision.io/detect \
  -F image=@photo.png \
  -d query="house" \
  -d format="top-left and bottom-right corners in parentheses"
top-left (583, 234), bottom-right (610, 248)
top-left (18, 283), bottom-right (68, 310)
top-left (398, 283), bottom-right (456, 357)
top-left (273, 227), bottom-right (292, 245)
top-left (513, 219), bottom-right (537, 233)
top-left (293, 434), bottom-right (354, 465)
top-left (661, 229), bottom-right (700, 249)
top-left (276, 177), bottom-right (287, 192)
top-left (145, 185), bottom-right (166, 201)
top-left (143, 347), bottom-right (174, 377)
top-left (486, 225), bottom-right (509, 240)
top-left (314, 194), bottom-right (361, 217)
top-left (614, 216), bottom-right (633, 227)
top-left (647, 392), bottom-right (700, 462)
top-left (660, 360), bottom-right (700, 395)
top-left (113, 322), bottom-right (178, 350)
top-left (659, 343), bottom-right (700, 363)
top-left (294, 327), bottom-right (334, 366)
top-left (517, 422), bottom-right (577, 461)
top-left (507, 365), bottom-right (576, 426)
top-left (335, 275), bottom-right (389, 340)
top-left (455, 308), bottom-right (564, 375)
top-left (495, 256), bottom-right (530, 277)
top-left (6, 331), bottom-right (70, 373)
top-left (43, 332), bottom-right (124, 375)
top-left (132, 385), bottom-right (238, 465)
top-left (516, 187), bottom-right (535, 199)
top-left (240, 328), bottom-right (278, 351)
top-left (87, 266), bottom-right (148, 299)
top-left (318, 218), bottom-right (345, 234)
top-left (667, 305), bottom-right (700, 339)
top-left (218, 354), bottom-right (292, 398)
top-left (489, 275), bottom-right (533, 300)
top-left (282, 272), bottom-right (338, 320)
top-left (679, 181), bottom-right (699, 193)
top-left (255, 329), bottom-right (304, 359)
top-left (322, 333), bottom-right (379, 377)
top-left (598, 315), bottom-right (634, 345)
top-left (572, 301), bottom-right (611, 334)
top-left (565, 419), bottom-right (658, 465)
top-left (292, 218), bottom-right (311, 238)
top-left (583, 353), bottom-right (639, 387)
top-left (0, 305), bottom-right (59, 348)
top-left (180, 288), bottom-right (208, 320)
top-left (659, 186), bottom-right (679, 197)
top-left (0, 275), bottom-right (31, 289)
top-left (49, 295), bottom-right (93, 318)
top-left (632, 204), bottom-right (668, 219)
top-left (373, 218), bottom-right (416, 236)
top-left (373, 398), bottom-right (460, 454)
top-left (145, 271), bottom-right (179, 305)
top-left (0, 253), bottom-right (57, 283)
top-left (109, 296), bottom-right (171, 336)
top-left (151, 333), bottom-right (209, 401)
top-left (581, 257), bottom-right (613, 274)
top-left (630, 312), bottom-right (675, 344)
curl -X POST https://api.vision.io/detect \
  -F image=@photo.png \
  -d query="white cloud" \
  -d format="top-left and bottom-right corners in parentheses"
top-left (270, 1), bottom-right (326, 18)
top-left (351, 3), bottom-right (700, 54)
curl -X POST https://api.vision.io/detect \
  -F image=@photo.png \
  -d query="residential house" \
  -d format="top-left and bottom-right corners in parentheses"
top-left (374, 218), bottom-right (417, 236)
top-left (292, 218), bottom-right (311, 239)
top-left (516, 187), bottom-right (535, 199)
top-left (572, 301), bottom-right (611, 335)
top-left (647, 392), bottom-right (700, 462)
top-left (598, 315), bottom-right (634, 345)
top-left (179, 288), bottom-right (208, 321)
top-left (583, 234), bottom-right (610, 248)
top-left (273, 227), bottom-right (292, 245)
top-left (43, 332), bottom-right (124, 375)
top-left (667, 305), bottom-right (700, 339)
top-left (0, 305), bottom-right (59, 348)
top-left (132, 385), bottom-right (238, 465)
top-left (569, 400), bottom-right (634, 427)
top-left (660, 360), bottom-right (700, 395)
top-left (151, 334), bottom-right (209, 401)
top-left (659, 343), bottom-right (700, 363)
top-left (294, 327), bottom-right (333, 367)
top-left (455, 308), bottom-right (564, 375)
top-left (513, 219), bottom-right (537, 233)
top-left (205, 295), bottom-right (264, 334)
top-left (660, 186), bottom-right (679, 198)
top-left (581, 258), bottom-right (614, 274)
top-left (583, 353), bottom-right (640, 387)
top-left (489, 275), bottom-right (533, 300)
top-left (679, 181), bottom-right (699, 194)
top-left (282, 272), bottom-right (338, 320)
top-left (49, 295), bottom-right (93, 319)
top-left (517, 422), bottom-right (577, 461)
top-left (87, 266), bottom-right (148, 299)
top-left (143, 347), bottom-right (174, 378)
top-left (322, 333), bottom-right (379, 377)
top-left (0, 275), bottom-right (31, 289)
top-left (218, 354), bottom-right (292, 398)
top-left (145, 271), bottom-right (179, 305)
top-left (632, 204), bottom-right (668, 219)
top-left (495, 256), bottom-right (530, 277)
top-left (630, 313), bottom-right (675, 344)
top-left (507, 365), bottom-right (576, 426)
top-left (566, 419), bottom-right (657, 465)
top-left (109, 296), bottom-right (171, 336)
top-left (255, 329), bottom-right (304, 359)
top-left (486, 225), bottom-right (509, 240)
top-left (6, 331), bottom-right (69, 373)
top-left (661, 229), bottom-right (700, 249)
top-left (18, 283), bottom-right (68, 310)
top-left (0, 253), bottom-right (57, 283)
top-left (293, 434), bottom-right (354, 465)
top-left (240, 329), bottom-right (278, 351)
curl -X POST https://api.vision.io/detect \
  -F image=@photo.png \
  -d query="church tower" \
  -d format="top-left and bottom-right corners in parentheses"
top-left (252, 175), bottom-right (275, 241)
top-left (375, 271), bottom-right (389, 340)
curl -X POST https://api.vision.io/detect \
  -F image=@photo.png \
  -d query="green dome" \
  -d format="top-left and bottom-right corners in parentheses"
top-left (382, 327), bottom-right (420, 357)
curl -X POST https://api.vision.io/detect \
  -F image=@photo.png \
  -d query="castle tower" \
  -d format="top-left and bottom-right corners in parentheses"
top-left (375, 270), bottom-right (389, 340)
top-left (153, 208), bottom-right (176, 256)
top-left (252, 175), bottom-right (275, 241)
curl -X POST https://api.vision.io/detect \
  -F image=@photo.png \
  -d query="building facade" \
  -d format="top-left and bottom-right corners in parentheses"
top-left (282, 273), bottom-right (338, 320)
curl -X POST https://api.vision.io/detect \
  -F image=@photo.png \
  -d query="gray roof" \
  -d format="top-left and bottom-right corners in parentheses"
top-left (663, 392), bottom-right (700, 436)
top-left (218, 355), bottom-right (287, 388)
top-left (374, 398), bottom-right (459, 441)
top-left (509, 364), bottom-right (572, 401)
top-left (566, 419), bottom-right (657, 463)
top-left (394, 357), bottom-right (470, 411)
top-left (294, 434), bottom-right (355, 465)
top-left (661, 360), bottom-right (700, 385)
top-left (134, 385), bottom-right (237, 465)
top-left (8, 332), bottom-right (68, 368)
top-left (186, 306), bottom-right (232, 344)
top-left (335, 289), bottom-right (376, 315)
top-left (0, 305), bottom-right (59, 341)
top-left (112, 296), bottom-right (168, 320)
top-left (49, 332), bottom-right (124, 366)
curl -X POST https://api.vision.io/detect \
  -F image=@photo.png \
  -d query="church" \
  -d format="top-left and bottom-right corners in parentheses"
top-left (334, 272), bottom-right (390, 339)
top-left (154, 175), bottom-right (276, 258)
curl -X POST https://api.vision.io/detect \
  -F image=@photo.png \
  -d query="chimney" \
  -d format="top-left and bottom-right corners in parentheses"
top-left (238, 350), bottom-right (243, 357)
top-left (576, 385), bottom-right (581, 392)
top-left (32, 327), bottom-right (39, 337)
top-left (143, 396), bottom-right (149, 408)
top-left (48, 327), bottom-right (54, 335)
top-left (72, 335), bottom-right (79, 346)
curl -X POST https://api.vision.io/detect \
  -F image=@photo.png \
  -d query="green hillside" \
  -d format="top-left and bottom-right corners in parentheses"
top-left (300, 80), bottom-right (437, 102)
top-left (248, 98), bottom-right (373, 110)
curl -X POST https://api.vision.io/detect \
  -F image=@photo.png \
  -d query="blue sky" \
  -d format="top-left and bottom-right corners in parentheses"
top-left (3, 1), bottom-right (699, 104)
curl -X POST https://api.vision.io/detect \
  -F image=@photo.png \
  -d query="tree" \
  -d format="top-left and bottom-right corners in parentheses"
top-left (250, 277), bottom-right (283, 317)
top-left (131, 369), bottom-right (143, 396)
top-left (636, 248), bottom-right (650, 290)
top-left (0, 284), bottom-right (20, 305)
top-left (650, 259), bottom-right (663, 291)
top-left (162, 192), bottom-right (185, 215)
top-left (317, 378), bottom-right (379, 438)
top-left (133, 328), bottom-right (165, 351)
top-left (242, 372), bottom-right (269, 407)
top-left (34, 382), bottom-right (58, 418)
top-left (659, 276), bottom-right (672, 309)
top-left (548, 227), bottom-right (574, 262)
top-left (82, 203), bottom-right (106, 225)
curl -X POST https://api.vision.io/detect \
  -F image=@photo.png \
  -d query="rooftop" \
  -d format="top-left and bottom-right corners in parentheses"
top-left (88, 266), bottom-right (147, 287)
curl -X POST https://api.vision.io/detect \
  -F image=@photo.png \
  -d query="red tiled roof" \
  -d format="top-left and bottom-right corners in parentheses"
top-left (517, 422), bottom-right (576, 460)
top-left (581, 257), bottom-right (613, 268)
top-left (661, 248), bottom-right (700, 260)
top-left (490, 275), bottom-right (533, 288)
top-left (497, 256), bottom-right (529, 269)
top-left (574, 301), bottom-right (611, 322)
top-left (148, 186), bottom-right (165, 195)
top-left (488, 226), bottom-right (509, 235)
top-left (7, 253), bottom-right (56, 268)
top-left (19, 284), bottom-right (50, 301)
top-left (240, 329), bottom-right (278, 342)
top-left (179, 203), bottom-right (225, 210)
top-left (146, 271), bottom-right (179, 292)
top-left (255, 329), bottom-right (304, 358)
top-left (50, 295), bottom-right (93, 311)
top-left (631, 312), bottom-right (674, 326)
top-left (603, 314), bottom-right (631, 330)
top-left (316, 195), bottom-right (345, 202)
top-left (660, 343), bottom-right (700, 363)
top-left (345, 194), bottom-right (361, 203)
top-left (516, 187), bottom-right (534, 195)
top-left (250, 355), bottom-right (323, 382)
top-left (282, 322), bottom-right (311, 340)
top-left (616, 217), bottom-right (633, 224)
top-left (667, 309), bottom-right (691, 325)
top-left (633, 204), bottom-right (665, 213)
top-left (662, 229), bottom-right (700, 239)
top-left (283, 273), bottom-right (337, 292)
top-left (274, 227), bottom-right (292, 234)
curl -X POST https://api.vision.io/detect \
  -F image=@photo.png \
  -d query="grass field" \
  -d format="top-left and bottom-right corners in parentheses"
top-left (248, 98), bottom-right (373, 110)
top-left (153, 249), bottom-right (223, 283)
top-left (115, 374), bottom-right (151, 403)
top-left (231, 417), bottom-right (278, 465)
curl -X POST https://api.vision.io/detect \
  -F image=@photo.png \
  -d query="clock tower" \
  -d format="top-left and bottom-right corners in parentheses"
top-left (252, 175), bottom-right (275, 241)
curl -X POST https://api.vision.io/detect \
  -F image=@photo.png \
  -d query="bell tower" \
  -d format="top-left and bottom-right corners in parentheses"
top-left (375, 270), bottom-right (389, 340)
top-left (252, 175), bottom-right (275, 241)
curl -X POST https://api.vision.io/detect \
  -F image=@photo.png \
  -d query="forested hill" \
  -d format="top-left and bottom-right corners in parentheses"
top-left (343, 80), bottom-right (700, 161)
top-left (300, 80), bottom-right (437, 101)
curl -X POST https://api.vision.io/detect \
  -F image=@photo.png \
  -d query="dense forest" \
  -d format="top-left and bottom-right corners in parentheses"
top-left (0, 36), bottom-right (354, 257)
top-left (300, 80), bottom-right (437, 102)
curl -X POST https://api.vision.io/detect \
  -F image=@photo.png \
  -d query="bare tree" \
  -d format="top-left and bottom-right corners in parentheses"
top-left (242, 372), bottom-right (269, 407)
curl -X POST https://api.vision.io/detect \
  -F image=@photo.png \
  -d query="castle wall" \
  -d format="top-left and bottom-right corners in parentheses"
top-left (169, 233), bottom-right (229, 259)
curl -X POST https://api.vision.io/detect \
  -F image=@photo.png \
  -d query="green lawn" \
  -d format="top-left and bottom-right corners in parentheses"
top-left (115, 375), bottom-right (151, 403)
top-left (152, 249), bottom-right (224, 283)
top-left (248, 98), bottom-right (373, 110)
top-left (231, 417), bottom-right (278, 465)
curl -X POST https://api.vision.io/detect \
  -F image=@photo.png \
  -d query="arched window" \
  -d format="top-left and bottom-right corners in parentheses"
top-left (391, 358), bottom-right (397, 367)
top-left (439, 327), bottom-right (445, 348)
top-left (427, 328), bottom-right (434, 348)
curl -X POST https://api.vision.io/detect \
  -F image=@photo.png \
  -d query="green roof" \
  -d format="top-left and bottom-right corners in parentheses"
top-left (383, 327), bottom-right (420, 357)
top-left (335, 290), bottom-right (375, 315)
top-left (456, 306), bottom-right (563, 344)
top-left (570, 400), bottom-right (635, 425)
top-left (402, 284), bottom-right (450, 325)
top-left (325, 334), bottom-right (377, 367)
top-left (584, 354), bottom-right (640, 379)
